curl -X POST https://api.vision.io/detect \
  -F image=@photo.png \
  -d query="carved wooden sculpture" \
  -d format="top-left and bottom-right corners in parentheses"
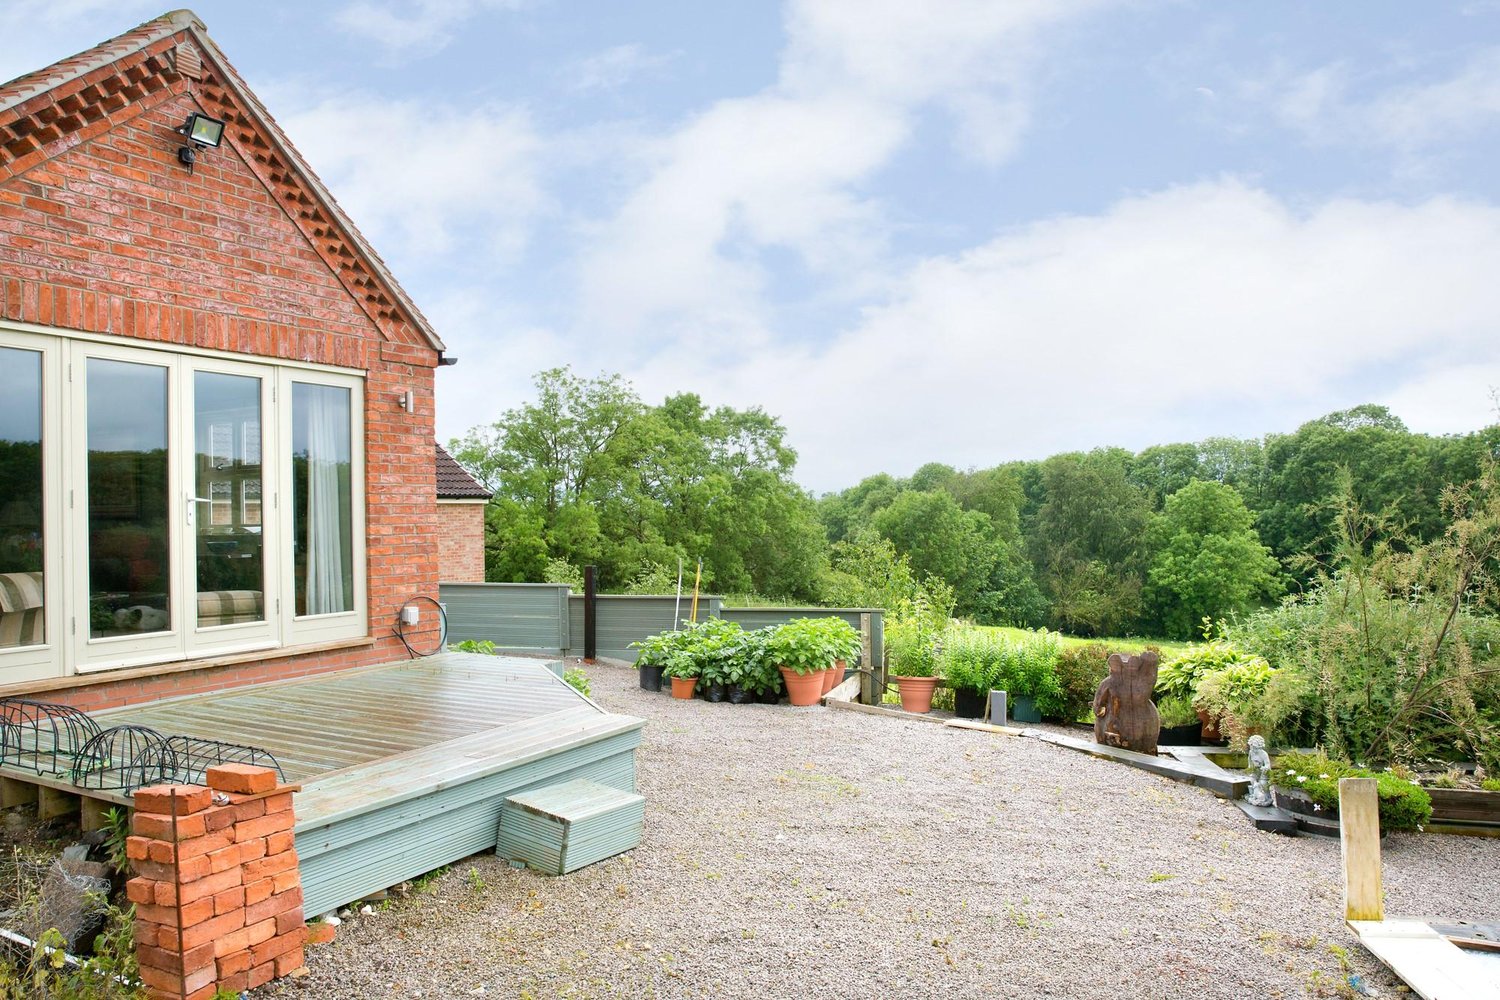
top-left (1093, 651), bottom-right (1161, 756)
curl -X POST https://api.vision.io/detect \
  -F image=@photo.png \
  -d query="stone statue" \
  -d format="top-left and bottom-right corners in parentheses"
top-left (1245, 734), bottom-right (1273, 806)
top-left (1093, 651), bottom-right (1161, 757)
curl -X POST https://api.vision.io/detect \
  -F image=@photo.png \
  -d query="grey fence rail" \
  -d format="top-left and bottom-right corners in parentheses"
top-left (439, 583), bottom-right (881, 667)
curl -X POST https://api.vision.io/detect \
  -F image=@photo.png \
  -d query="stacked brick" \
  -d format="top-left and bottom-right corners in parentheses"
top-left (125, 764), bottom-right (306, 999)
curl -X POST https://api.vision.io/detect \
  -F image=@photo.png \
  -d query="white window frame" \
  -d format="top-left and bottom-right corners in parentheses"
top-left (0, 332), bottom-right (65, 684)
top-left (0, 323), bottom-right (368, 683)
top-left (278, 368), bottom-right (368, 648)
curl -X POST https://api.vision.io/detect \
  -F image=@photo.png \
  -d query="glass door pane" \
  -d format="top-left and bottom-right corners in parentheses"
top-left (292, 383), bottom-right (353, 616)
top-left (86, 359), bottom-right (171, 638)
top-left (194, 372), bottom-right (264, 628)
top-left (0, 347), bottom-right (45, 649)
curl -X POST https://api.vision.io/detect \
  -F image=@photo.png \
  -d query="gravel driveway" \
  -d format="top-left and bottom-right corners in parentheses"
top-left (263, 660), bottom-right (1500, 999)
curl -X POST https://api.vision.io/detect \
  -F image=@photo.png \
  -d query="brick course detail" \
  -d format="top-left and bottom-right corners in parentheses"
top-left (129, 766), bottom-right (306, 1000)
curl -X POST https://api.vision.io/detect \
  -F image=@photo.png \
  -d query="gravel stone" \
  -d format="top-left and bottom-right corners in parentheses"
top-left (259, 659), bottom-right (1500, 999)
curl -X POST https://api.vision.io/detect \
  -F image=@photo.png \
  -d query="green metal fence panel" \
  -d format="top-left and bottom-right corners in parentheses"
top-left (565, 595), bottom-right (723, 661)
top-left (720, 607), bottom-right (884, 669)
top-left (439, 582), bottom-right (570, 652)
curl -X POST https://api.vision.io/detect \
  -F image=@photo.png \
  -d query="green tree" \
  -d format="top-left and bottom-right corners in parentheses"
top-left (872, 490), bottom-right (998, 614)
top-left (1028, 449), bottom-right (1151, 635)
top-left (1143, 480), bottom-right (1282, 638)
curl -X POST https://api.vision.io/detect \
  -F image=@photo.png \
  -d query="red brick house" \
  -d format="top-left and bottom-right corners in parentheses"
top-left (0, 10), bottom-right (448, 710)
top-left (434, 442), bottom-right (491, 582)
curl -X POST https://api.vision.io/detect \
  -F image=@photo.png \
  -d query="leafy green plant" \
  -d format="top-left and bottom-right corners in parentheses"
top-left (1192, 656), bottom-right (1276, 746)
top-left (938, 627), bottom-right (1002, 695)
top-left (1156, 693), bottom-right (1198, 728)
top-left (0, 902), bottom-right (147, 999)
top-left (563, 666), bottom-right (591, 697)
top-left (764, 617), bottom-right (838, 676)
top-left (1155, 638), bottom-right (1247, 702)
top-left (885, 595), bottom-right (945, 677)
top-left (999, 630), bottom-right (1062, 710)
top-left (449, 639), bottom-right (497, 655)
top-left (1482, 778), bottom-right (1500, 792)
top-left (1272, 751), bottom-right (1433, 831)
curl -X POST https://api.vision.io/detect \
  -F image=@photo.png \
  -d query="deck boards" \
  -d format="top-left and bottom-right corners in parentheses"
top-left (93, 652), bottom-right (587, 782)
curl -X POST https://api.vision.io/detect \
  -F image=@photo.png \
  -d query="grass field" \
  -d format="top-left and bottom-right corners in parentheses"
top-left (975, 625), bottom-right (1192, 660)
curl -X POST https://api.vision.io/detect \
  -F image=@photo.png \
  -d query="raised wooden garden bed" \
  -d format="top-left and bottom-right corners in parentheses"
top-left (1427, 787), bottom-right (1500, 837)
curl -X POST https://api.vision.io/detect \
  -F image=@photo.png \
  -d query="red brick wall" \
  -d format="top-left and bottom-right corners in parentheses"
top-left (436, 501), bottom-right (486, 582)
top-left (127, 765), bottom-right (306, 998)
top-left (0, 43), bottom-right (440, 707)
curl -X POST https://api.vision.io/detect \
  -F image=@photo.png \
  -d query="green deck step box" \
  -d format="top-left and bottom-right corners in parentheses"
top-left (497, 778), bottom-right (645, 875)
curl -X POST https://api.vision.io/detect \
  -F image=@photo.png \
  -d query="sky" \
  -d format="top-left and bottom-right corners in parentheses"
top-left (5, 0), bottom-right (1500, 492)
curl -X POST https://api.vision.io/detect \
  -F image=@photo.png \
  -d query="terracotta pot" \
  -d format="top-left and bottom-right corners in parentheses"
top-left (820, 664), bottom-right (841, 695)
top-left (1195, 707), bottom-right (1222, 743)
top-left (781, 666), bottom-right (824, 707)
top-left (670, 676), bottom-right (698, 700)
top-left (894, 676), bottom-right (938, 714)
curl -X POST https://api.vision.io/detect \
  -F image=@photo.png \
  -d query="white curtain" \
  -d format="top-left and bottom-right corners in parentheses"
top-left (303, 388), bottom-right (348, 615)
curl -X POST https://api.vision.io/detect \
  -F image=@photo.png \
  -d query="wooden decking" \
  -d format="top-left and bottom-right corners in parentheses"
top-left (4, 653), bottom-right (645, 913)
top-left (95, 652), bottom-right (594, 785)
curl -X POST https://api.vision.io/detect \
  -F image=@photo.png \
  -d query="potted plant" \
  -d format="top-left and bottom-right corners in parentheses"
top-left (1192, 656), bottom-right (1275, 748)
top-left (886, 602), bottom-right (942, 714)
top-left (630, 629), bottom-right (676, 692)
top-left (995, 636), bottom-right (1059, 724)
top-left (820, 618), bottom-right (862, 695)
top-left (663, 654), bottom-right (700, 700)
top-left (1156, 694), bottom-right (1202, 745)
top-left (939, 628), bottom-right (997, 719)
top-left (765, 618), bottom-right (835, 706)
top-left (1157, 641), bottom-right (1252, 742)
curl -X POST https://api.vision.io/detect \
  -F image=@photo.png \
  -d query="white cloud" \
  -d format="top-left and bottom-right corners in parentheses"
top-left (333, 0), bottom-right (527, 58)
top-left (577, 0), bottom-right (1121, 345)
top-left (1269, 48), bottom-right (1500, 150)
top-left (564, 44), bottom-right (674, 93)
top-left (617, 180), bottom-right (1500, 490)
top-left (270, 90), bottom-right (544, 262)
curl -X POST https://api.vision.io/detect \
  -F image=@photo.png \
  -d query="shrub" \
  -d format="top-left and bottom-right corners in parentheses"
top-left (1483, 778), bottom-right (1500, 792)
top-left (1156, 693), bottom-right (1197, 728)
top-left (1050, 642), bottom-right (1110, 724)
top-left (1223, 466), bottom-right (1500, 769)
top-left (1272, 751), bottom-right (1433, 832)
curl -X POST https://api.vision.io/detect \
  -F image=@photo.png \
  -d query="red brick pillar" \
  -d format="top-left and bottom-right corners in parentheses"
top-left (126, 765), bottom-right (306, 999)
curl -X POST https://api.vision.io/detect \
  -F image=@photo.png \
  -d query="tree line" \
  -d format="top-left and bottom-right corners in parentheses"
top-left (452, 370), bottom-right (1500, 640)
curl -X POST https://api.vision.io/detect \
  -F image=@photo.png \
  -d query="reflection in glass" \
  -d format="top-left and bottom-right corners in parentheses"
top-left (0, 348), bottom-right (44, 648)
top-left (195, 372), bottom-right (264, 628)
top-left (292, 384), bottom-right (353, 616)
top-left (87, 359), bottom-right (170, 638)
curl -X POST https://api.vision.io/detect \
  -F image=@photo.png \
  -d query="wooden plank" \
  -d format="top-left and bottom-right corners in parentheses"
top-left (36, 784), bottom-right (78, 821)
top-left (824, 698), bottom-right (949, 726)
top-left (80, 797), bottom-right (113, 833)
top-left (1350, 920), bottom-right (1500, 1000)
top-left (944, 718), bottom-right (1024, 737)
top-left (1340, 777), bottom-right (1383, 922)
top-left (823, 676), bottom-right (861, 703)
top-left (0, 776), bottom-right (37, 808)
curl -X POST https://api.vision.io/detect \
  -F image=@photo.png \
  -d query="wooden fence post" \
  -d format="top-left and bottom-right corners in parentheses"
top-left (583, 565), bottom-right (597, 663)
top-left (1339, 777), bottom-right (1383, 922)
top-left (859, 613), bottom-right (873, 705)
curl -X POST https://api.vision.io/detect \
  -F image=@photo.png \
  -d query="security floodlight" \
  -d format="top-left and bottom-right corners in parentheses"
top-left (175, 112), bottom-right (226, 173)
